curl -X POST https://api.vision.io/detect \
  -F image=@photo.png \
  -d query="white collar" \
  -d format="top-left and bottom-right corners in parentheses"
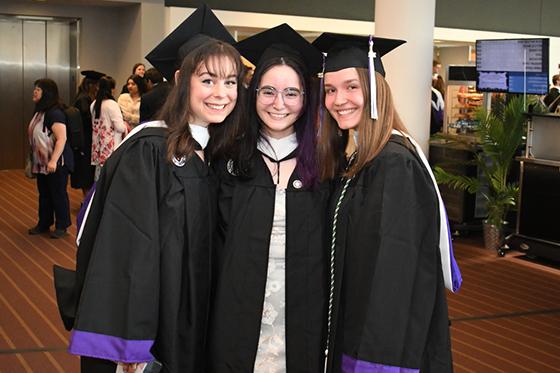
top-left (115, 120), bottom-right (167, 150)
top-left (189, 124), bottom-right (210, 149)
top-left (257, 131), bottom-right (298, 161)
top-left (391, 129), bottom-right (462, 293)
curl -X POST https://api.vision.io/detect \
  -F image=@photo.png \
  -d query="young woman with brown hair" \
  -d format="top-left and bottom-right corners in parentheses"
top-left (314, 33), bottom-right (462, 373)
top-left (55, 6), bottom-right (245, 373)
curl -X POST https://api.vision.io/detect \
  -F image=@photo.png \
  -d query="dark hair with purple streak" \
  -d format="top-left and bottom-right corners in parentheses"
top-left (232, 55), bottom-right (319, 188)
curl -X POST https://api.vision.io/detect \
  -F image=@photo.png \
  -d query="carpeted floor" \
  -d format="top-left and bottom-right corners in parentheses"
top-left (1, 169), bottom-right (559, 372)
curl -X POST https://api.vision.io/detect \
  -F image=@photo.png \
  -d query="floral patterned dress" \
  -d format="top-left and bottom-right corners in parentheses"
top-left (90, 99), bottom-right (125, 167)
top-left (253, 187), bottom-right (287, 372)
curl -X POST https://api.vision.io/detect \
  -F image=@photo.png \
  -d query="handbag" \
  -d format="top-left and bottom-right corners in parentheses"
top-left (24, 152), bottom-right (35, 179)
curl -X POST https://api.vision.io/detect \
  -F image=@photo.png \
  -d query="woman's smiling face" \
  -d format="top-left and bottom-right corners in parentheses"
top-left (256, 64), bottom-right (304, 139)
top-left (324, 67), bottom-right (365, 130)
top-left (188, 56), bottom-right (238, 127)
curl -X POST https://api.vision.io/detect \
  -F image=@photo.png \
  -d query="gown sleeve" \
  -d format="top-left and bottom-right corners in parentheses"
top-left (341, 149), bottom-right (446, 372)
top-left (212, 160), bottom-right (236, 269)
top-left (68, 138), bottom-right (164, 363)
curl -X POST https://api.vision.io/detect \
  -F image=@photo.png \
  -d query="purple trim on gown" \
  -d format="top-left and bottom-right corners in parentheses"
top-left (76, 182), bottom-right (96, 231)
top-left (68, 330), bottom-right (154, 363)
top-left (341, 354), bottom-right (420, 373)
top-left (443, 208), bottom-right (462, 292)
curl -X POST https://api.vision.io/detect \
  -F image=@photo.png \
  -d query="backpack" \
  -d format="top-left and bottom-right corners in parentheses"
top-left (64, 106), bottom-right (85, 151)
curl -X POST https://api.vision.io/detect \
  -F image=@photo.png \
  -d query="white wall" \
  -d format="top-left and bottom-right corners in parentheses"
top-left (114, 3), bottom-right (142, 85)
top-left (165, 7), bottom-right (375, 37)
top-left (141, 2), bottom-right (166, 60)
top-left (166, 6), bottom-right (560, 86)
top-left (435, 46), bottom-right (473, 82)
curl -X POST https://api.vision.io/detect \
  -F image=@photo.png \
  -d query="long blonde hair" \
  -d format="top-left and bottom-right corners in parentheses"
top-left (317, 69), bottom-right (408, 180)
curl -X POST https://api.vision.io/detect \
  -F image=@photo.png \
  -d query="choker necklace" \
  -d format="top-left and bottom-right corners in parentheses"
top-left (257, 132), bottom-right (298, 184)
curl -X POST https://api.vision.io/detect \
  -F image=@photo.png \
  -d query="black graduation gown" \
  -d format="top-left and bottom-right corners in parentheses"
top-left (326, 136), bottom-right (453, 373)
top-left (140, 82), bottom-right (172, 124)
top-left (70, 93), bottom-right (95, 189)
top-left (60, 127), bottom-right (216, 372)
top-left (207, 154), bottom-right (329, 372)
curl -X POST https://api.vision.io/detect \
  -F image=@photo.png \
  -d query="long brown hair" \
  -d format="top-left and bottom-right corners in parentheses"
top-left (317, 69), bottom-right (408, 180)
top-left (158, 39), bottom-right (246, 162)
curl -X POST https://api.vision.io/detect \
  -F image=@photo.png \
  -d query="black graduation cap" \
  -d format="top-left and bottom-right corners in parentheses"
top-left (313, 33), bottom-right (405, 119)
top-left (236, 23), bottom-right (323, 75)
top-left (80, 70), bottom-right (105, 81)
top-left (312, 33), bottom-right (405, 77)
top-left (145, 4), bottom-right (235, 81)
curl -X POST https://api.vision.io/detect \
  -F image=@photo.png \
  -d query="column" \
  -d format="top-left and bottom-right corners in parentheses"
top-left (141, 2), bottom-right (166, 64)
top-left (375, 0), bottom-right (435, 154)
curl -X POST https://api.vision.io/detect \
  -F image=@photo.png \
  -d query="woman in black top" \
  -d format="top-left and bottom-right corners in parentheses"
top-left (28, 78), bottom-right (74, 238)
top-left (71, 70), bottom-right (103, 196)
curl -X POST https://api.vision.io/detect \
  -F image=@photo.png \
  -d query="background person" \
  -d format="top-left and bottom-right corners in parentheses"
top-left (543, 74), bottom-right (560, 112)
top-left (118, 74), bottom-right (146, 128)
top-left (71, 70), bottom-right (104, 197)
top-left (140, 67), bottom-right (171, 123)
top-left (431, 78), bottom-right (445, 134)
top-left (120, 62), bottom-right (145, 94)
top-left (27, 78), bottom-right (74, 239)
top-left (91, 76), bottom-right (127, 180)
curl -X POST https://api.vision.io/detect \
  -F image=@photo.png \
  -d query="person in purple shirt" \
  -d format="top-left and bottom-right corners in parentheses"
top-left (313, 33), bottom-right (462, 373)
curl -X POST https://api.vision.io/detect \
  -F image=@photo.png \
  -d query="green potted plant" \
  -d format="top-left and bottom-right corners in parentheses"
top-left (433, 95), bottom-right (526, 252)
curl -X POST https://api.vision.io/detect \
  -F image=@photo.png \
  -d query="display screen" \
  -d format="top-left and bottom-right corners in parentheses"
top-left (476, 38), bottom-right (549, 94)
top-left (448, 65), bottom-right (477, 82)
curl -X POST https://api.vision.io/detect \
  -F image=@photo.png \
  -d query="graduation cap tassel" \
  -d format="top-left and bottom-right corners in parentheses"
top-left (368, 35), bottom-right (378, 120)
top-left (318, 52), bottom-right (327, 137)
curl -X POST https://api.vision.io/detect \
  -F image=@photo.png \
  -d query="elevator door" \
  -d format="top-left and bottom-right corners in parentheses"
top-left (0, 16), bottom-right (77, 170)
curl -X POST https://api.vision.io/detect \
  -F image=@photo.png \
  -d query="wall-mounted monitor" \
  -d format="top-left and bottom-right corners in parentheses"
top-left (476, 38), bottom-right (549, 95)
top-left (448, 65), bottom-right (477, 83)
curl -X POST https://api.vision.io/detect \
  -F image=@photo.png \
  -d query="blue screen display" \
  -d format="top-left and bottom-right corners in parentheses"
top-left (508, 72), bottom-right (549, 95)
top-left (476, 38), bottom-right (549, 94)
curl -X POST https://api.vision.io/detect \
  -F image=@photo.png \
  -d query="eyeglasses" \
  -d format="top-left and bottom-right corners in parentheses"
top-left (256, 86), bottom-right (304, 104)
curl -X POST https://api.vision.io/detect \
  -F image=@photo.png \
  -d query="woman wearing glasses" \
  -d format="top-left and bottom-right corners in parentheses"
top-left (207, 24), bottom-right (328, 372)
